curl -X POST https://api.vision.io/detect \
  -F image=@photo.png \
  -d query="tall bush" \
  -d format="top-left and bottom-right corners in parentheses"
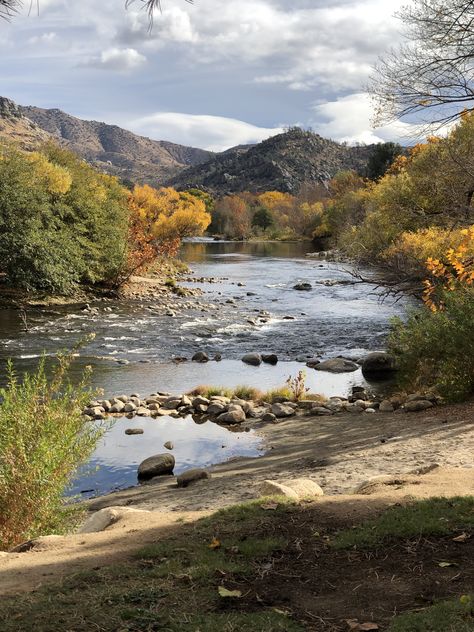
top-left (0, 347), bottom-right (103, 550)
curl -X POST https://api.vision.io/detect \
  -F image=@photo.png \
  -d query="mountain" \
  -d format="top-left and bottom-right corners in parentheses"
top-left (0, 97), bottom-right (377, 194)
top-left (0, 97), bottom-right (51, 150)
top-left (167, 128), bottom-right (374, 194)
top-left (18, 104), bottom-right (214, 186)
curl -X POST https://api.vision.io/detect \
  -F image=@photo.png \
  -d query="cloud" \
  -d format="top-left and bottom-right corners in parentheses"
top-left (311, 93), bottom-right (420, 144)
top-left (85, 47), bottom-right (147, 72)
top-left (127, 112), bottom-right (284, 152)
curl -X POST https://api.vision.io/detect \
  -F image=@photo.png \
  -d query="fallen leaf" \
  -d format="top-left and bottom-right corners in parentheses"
top-left (345, 621), bottom-right (379, 631)
top-left (452, 533), bottom-right (470, 543)
top-left (438, 561), bottom-right (457, 568)
top-left (218, 586), bottom-right (242, 598)
top-left (208, 538), bottom-right (221, 550)
top-left (273, 608), bottom-right (290, 616)
top-left (460, 595), bottom-right (472, 605)
top-left (261, 501), bottom-right (279, 511)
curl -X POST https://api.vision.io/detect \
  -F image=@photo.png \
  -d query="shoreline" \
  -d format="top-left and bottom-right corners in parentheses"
top-left (84, 399), bottom-right (474, 515)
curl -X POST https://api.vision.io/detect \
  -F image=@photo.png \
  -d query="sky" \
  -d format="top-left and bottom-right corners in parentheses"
top-left (0, 0), bottom-right (417, 151)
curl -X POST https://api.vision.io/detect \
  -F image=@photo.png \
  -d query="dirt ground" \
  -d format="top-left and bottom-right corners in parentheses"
top-left (1, 402), bottom-right (474, 603)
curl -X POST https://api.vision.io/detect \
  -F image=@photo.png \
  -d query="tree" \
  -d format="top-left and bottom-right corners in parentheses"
top-left (0, 0), bottom-right (193, 21)
top-left (370, 1), bottom-right (474, 129)
top-left (252, 206), bottom-right (274, 232)
top-left (366, 142), bottom-right (403, 180)
top-left (125, 184), bottom-right (210, 280)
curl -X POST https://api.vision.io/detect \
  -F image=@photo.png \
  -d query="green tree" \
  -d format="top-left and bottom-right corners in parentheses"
top-left (366, 142), bottom-right (403, 180)
top-left (252, 206), bottom-right (274, 231)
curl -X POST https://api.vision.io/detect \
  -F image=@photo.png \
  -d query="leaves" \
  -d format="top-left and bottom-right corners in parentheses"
top-left (208, 538), bottom-right (221, 550)
top-left (438, 561), bottom-right (457, 568)
top-left (218, 587), bottom-right (242, 598)
top-left (345, 620), bottom-right (379, 631)
top-left (452, 533), bottom-right (470, 543)
top-left (261, 501), bottom-right (279, 511)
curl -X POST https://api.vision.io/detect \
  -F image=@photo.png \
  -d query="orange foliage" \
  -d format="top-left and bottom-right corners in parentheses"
top-left (423, 226), bottom-right (474, 311)
top-left (124, 185), bottom-right (211, 280)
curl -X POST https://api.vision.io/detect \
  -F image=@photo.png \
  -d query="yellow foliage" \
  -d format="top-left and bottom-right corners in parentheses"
top-left (257, 191), bottom-right (294, 212)
top-left (27, 152), bottom-right (72, 195)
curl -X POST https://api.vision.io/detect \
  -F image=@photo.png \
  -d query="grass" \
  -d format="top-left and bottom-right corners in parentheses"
top-left (0, 498), bottom-right (301, 632)
top-left (187, 384), bottom-right (327, 404)
top-left (388, 596), bottom-right (474, 631)
top-left (331, 497), bottom-right (474, 550)
top-left (233, 385), bottom-right (264, 401)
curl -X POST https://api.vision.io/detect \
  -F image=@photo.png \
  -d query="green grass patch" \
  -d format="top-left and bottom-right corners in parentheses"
top-left (0, 498), bottom-right (298, 632)
top-left (332, 497), bottom-right (474, 550)
top-left (388, 595), bottom-right (474, 631)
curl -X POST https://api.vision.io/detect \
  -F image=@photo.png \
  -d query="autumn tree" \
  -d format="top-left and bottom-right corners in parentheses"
top-left (125, 184), bottom-right (210, 279)
top-left (212, 195), bottom-right (251, 239)
top-left (0, 143), bottom-right (129, 293)
top-left (370, 0), bottom-right (474, 129)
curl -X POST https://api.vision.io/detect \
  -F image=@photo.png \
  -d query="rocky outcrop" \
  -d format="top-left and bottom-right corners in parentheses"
top-left (168, 127), bottom-right (375, 194)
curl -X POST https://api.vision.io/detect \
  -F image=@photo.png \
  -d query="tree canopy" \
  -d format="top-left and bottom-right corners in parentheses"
top-left (370, 0), bottom-right (474, 129)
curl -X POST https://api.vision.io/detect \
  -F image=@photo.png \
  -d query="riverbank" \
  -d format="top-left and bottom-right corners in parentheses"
top-left (84, 400), bottom-right (474, 514)
top-left (1, 403), bottom-right (474, 631)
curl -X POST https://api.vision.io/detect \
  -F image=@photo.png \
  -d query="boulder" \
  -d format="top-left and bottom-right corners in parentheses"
top-left (361, 352), bottom-right (397, 380)
top-left (308, 406), bottom-right (333, 416)
top-left (379, 400), bottom-right (395, 413)
top-left (262, 412), bottom-right (277, 422)
top-left (207, 402), bottom-right (227, 416)
top-left (138, 453), bottom-right (175, 480)
top-left (241, 353), bottom-right (262, 366)
top-left (192, 396), bottom-right (210, 407)
top-left (314, 358), bottom-right (359, 373)
top-left (262, 354), bottom-right (278, 365)
top-left (293, 283), bottom-right (312, 291)
top-left (192, 351), bottom-right (209, 363)
top-left (78, 508), bottom-right (122, 533)
top-left (271, 403), bottom-right (296, 418)
top-left (404, 400), bottom-right (434, 413)
top-left (125, 428), bottom-right (144, 435)
top-left (164, 441), bottom-right (174, 450)
top-left (124, 403), bottom-right (137, 413)
top-left (217, 408), bottom-right (246, 424)
top-left (260, 478), bottom-right (324, 500)
top-left (110, 401), bottom-right (125, 414)
top-left (177, 468), bottom-right (211, 488)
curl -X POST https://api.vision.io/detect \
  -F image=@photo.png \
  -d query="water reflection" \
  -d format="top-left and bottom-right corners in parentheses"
top-left (70, 415), bottom-right (263, 498)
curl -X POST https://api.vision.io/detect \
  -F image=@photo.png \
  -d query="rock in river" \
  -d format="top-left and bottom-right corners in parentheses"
top-left (138, 453), bottom-right (175, 481)
top-left (241, 353), bottom-right (262, 366)
top-left (192, 351), bottom-right (209, 363)
top-left (293, 282), bottom-right (312, 291)
top-left (314, 358), bottom-right (359, 373)
top-left (262, 354), bottom-right (278, 365)
top-left (361, 352), bottom-right (397, 380)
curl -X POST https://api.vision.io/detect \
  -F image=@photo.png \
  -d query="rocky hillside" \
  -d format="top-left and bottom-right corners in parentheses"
top-left (1, 97), bottom-right (377, 194)
top-left (19, 104), bottom-right (214, 186)
top-left (167, 128), bottom-right (375, 194)
top-left (0, 97), bottom-right (51, 150)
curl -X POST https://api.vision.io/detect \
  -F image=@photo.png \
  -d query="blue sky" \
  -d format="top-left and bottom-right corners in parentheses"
top-left (0, 0), bottom-right (416, 151)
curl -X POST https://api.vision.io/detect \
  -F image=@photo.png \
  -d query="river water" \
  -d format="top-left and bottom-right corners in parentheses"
top-left (0, 240), bottom-right (410, 497)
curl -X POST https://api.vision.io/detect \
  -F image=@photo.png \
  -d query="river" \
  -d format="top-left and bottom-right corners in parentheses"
top-left (0, 240), bottom-right (410, 497)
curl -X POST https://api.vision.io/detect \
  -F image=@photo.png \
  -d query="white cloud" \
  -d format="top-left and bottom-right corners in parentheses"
top-left (86, 47), bottom-right (147, 72)
top-left (311, 93), bottom-right (420, 144)
top-left (127, 112), bottom-right (284, 152)
top-left (28, 32), bottom-right (57, 45)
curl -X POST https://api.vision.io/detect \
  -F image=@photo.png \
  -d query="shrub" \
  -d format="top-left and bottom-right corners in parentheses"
top-left (263, 386), bottom-right (294, 403)
top-left (0, 347), bottom-right (104, 550)
top-left (389, 287), bottom-right (474, 401)
top-left (233, 385), bottom-right (264, 401)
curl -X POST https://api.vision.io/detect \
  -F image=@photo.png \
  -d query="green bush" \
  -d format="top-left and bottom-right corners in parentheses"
top-left (0, 143), bottom-right (129, 294)
top-left (0, 347), bottom-right (104, 550)
top-left (389, 288), bottom-right (474, 401)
